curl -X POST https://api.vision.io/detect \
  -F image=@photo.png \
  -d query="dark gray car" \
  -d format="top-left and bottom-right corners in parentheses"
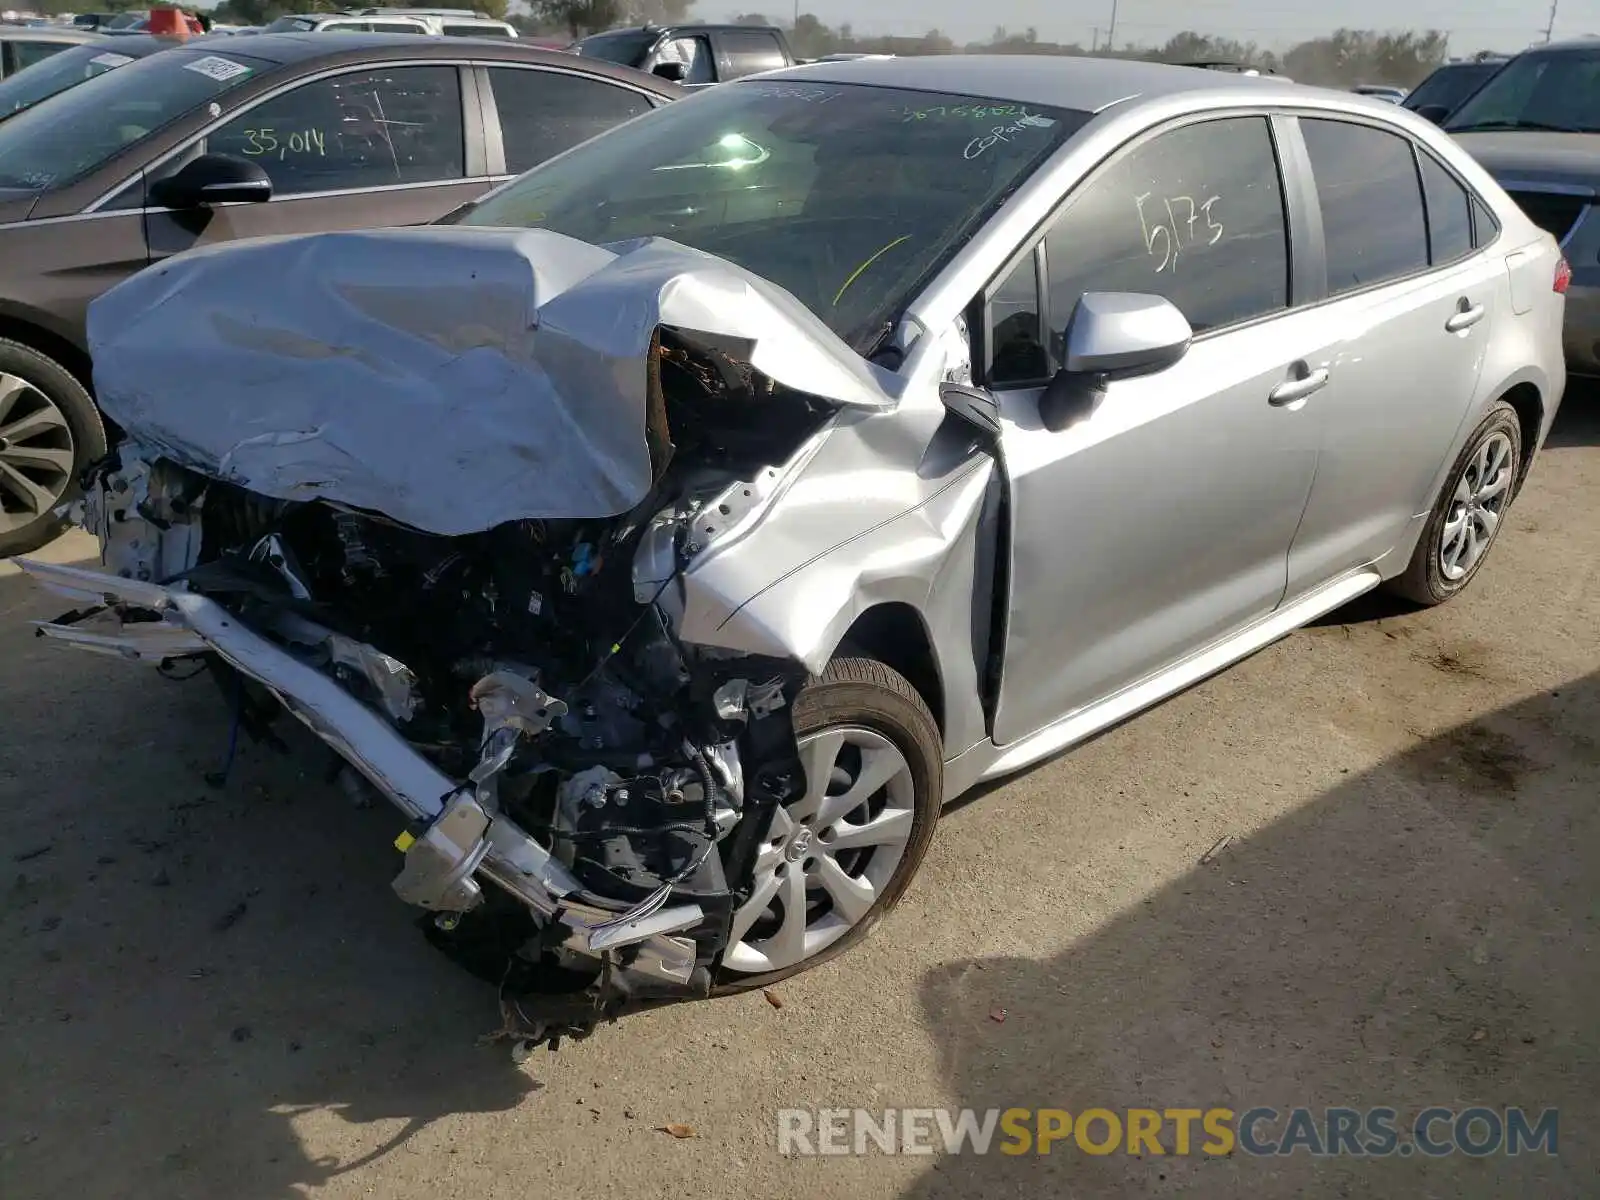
top-left (0, 32), bottom-right (679, 555)
top-left (1442, 39), bottom-right (1600, 374)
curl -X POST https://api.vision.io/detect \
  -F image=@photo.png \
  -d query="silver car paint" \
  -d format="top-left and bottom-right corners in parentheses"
top-left (23, 57), bottom-right (1567, 817)
top-left (85, 225), bottom-right (898, 535)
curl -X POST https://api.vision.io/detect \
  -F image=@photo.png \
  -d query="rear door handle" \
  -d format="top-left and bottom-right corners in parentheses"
top-left (1268, 366), bottom-right (1330, 407)
top-left (1446, 302), bottom-right (1486, 332)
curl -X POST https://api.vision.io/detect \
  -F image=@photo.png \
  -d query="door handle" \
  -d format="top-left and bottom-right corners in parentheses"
top-left (1268, 365), bottom-right (1330, 407)
top-left (1445, 301), bottom-right (1486, 332)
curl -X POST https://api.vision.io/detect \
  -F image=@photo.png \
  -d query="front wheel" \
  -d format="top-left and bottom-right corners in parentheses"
top-left (715, 657), bottom-right (943, 990)
top-left (1387, 400), bottom-right (1522, 606)
top-left (0, 338), bottom-right (106, 559)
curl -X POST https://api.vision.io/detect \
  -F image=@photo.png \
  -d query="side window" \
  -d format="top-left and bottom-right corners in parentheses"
top-left (1417, 150), bottom-right (1474, 265)
top-left (487, 68), bottom-right (653, 175)
top-left (654, 35), bottom-right (714, 85)
top-left (717, 30), bottom-right (787, 80)
top-left (1471, 196), bottom-right (1500, 248)
top-left (13, 40), bottom-right (73, 72)
top-left (370, 21), bottom-right (425, 33)
top-left (989, 250), bottom-right (1047, 384)
top-left (1041, 116), bottom-right (1289, 340)
top-left (1300, 118), bottom-right (1428, 295)
top-left (443, 23), bottom-right (509, 37)
top-left (207, 67), bottom-right (465, 195)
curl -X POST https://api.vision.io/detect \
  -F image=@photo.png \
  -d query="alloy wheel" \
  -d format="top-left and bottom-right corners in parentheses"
top-left (722, 725), bottom-right (916, 975)
top-left (0, 372), bottom-right (75, 536)
top-left (1439, 430), bottom-right (1514, 581)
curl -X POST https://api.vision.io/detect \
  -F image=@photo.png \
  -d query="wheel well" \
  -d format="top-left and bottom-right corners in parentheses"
top-left (0, 314), bottom-right (92, 393)
top-left (837, 603), bottom-right (945, 740)
top-left (1499, 382), bottom-right (1543, 500)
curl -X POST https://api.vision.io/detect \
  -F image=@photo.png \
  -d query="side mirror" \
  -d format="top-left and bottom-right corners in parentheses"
top-left (1415, 103), bottom-right (1450, 125)
top-left (149, 152), bottom-right (272, 209)
top-left (651, 60), bottom-right (687, 81)
top-left (1040, 292), bottom-right (1192, 432)
top-left (938, 381), bottom-right (1001, 442)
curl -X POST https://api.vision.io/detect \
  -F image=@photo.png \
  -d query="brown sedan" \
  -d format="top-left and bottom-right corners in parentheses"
top-left (0, 32), bottom-right (681, 556)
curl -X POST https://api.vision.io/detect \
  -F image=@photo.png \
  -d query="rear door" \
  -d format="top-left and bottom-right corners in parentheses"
top-left (710, 28), bottom-right (787, 80)
top-left (1284, 117), bottom-right (1497, 592)
top-left (145, 63), bottom-right (490, 260)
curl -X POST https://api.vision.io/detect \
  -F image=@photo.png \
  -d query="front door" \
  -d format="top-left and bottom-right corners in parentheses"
top-left (145, 65), bottom-right (488, 260)
top-left (986, 115), bottom-right (1327, 744)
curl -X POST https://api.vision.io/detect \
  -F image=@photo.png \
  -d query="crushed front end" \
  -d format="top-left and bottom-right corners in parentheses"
top-left (16, 227), bottom-right (899, 1047)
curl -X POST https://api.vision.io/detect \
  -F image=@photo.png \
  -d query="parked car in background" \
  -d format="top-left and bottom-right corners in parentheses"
top-left (0, 26), bottom-right (101, 77)
top-left (1440, 38), bottom-right (1600, 373)
top-left (0, 32), bottom-right (680, 555)
top-left (19, 57), bottom-right (1565, 1034)
top-left (0, 32), bottom-right (175, 120)
top-left (262, 8), bottom-right (516, 37)
top-left (352, 7), bottom-right (517, 37)
top-left (572, 22), bottom-right (794, 85)
top-left (1179, 59), bottom-right (1295, 82)
top-left (261, 12), bottom-right (433, 35)
top-left (1352, 83), bottom-right (1407, 103)
top-left (1404, 54), bottom-right (1507, 121)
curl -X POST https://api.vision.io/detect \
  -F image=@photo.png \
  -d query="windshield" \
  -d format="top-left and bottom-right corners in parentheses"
top-left (0, 46), bottom-right (267, 191)
top-left (1447, 51), bottom-right (1600, 132)
top-left (264, 16), bottom-right (319, 31)
top-left (1403, 62), bottom-right (1500, 114)
top-left (0, 42), bottom-right (145, 119)
top-left (458, 81), bottom-right (1086, 349)
top-left (572, 29), bottom-right (654, 67)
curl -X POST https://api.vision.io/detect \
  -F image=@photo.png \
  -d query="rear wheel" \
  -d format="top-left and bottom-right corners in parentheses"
top-left (1388, 400), bottom-right (1521, 606)
top-left (715, 657), bottom-right (942, 990)
top-left (0, 338), bottom-right (105, 559)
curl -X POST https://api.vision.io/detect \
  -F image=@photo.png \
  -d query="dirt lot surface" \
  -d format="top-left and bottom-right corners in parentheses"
top-left (3, 401), bottom-right (1597, 1200)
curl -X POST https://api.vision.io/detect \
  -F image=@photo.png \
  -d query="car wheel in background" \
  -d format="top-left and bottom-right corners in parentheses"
top-left (715, 657), bottom-right (943, 990)
top-left (1388, 400), bottom-right (1522, 606)
top-left (0, 337), bottom-right (105, 559)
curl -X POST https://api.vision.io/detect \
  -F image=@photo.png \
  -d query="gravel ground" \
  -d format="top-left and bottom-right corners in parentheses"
top-left (2, 399), bottom-right (1596, 1199)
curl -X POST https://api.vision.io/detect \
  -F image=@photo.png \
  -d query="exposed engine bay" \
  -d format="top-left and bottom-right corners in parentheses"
top-left (38, 329), bottom-right (840, 1050)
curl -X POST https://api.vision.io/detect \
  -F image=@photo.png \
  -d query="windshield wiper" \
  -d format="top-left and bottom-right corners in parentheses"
top-left (1448, 118), bottom-right (1587, 133)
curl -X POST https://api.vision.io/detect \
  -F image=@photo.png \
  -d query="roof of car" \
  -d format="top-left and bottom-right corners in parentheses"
top-left (584, 23), bottom-right (780, 35)
top-left (768, 53), bottom-right (1296, 113)
top-left (0, 27), bottom-right (106, 43)
top-left (192, 30), bottom-right (680, 90)
top-left (1523, 36), bottom-right (1600, 53)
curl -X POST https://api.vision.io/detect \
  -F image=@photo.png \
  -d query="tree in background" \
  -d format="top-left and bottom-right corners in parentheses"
top-left (529, 0), bottom-right (692, 37)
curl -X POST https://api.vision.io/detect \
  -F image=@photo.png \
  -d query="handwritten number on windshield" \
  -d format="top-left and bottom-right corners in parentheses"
top-left (1135, 192), bottom-right (1223, 273)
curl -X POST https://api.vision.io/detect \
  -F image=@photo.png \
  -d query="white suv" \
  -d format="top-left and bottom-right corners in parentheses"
top-left (262, 9), bottom-right (517, 37)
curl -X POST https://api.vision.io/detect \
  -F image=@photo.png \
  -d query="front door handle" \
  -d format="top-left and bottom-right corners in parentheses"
top-left (1268, 365), bottom-right (1330, 407)
top-left (1446, 301), bottom-right (1486, 333)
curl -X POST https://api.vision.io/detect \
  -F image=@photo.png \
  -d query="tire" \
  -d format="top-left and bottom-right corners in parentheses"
top-left (714, 656), bottom-right (943, 992)
top-left (1387, 400), bottom-right (1522, 606)
top-left (0, 337), bottom-right (106, 559)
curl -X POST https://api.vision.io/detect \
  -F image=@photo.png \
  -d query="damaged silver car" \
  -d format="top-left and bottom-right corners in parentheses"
top-left (18, 56), bottom-right (1566, 1046)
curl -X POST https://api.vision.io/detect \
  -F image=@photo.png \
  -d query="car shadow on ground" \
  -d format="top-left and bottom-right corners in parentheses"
top-left (901, 671), bottom-right (1599, 1198)
top-left (0, 564), bottom-right (535, 1200)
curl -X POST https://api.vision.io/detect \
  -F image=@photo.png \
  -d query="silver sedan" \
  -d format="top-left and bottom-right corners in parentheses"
top-left (20, 54), bottom-right (1567, 1038)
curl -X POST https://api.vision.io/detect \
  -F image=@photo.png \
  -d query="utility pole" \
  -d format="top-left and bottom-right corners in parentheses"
top-left (1543, 0), bottom-right (1558, 42)
top-left (1091, 25), bottom-right (1099, 52)
top-left (1106, 0), bottom-right (1119, 52)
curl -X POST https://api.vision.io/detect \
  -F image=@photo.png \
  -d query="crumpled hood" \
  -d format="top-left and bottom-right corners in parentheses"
top-left (87, 225), bottom-right (897, 536)
top-left (1452, 131), bottom-right (1600, 191)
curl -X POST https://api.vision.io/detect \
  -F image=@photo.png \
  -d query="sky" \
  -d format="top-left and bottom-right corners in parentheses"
top-left (702, 0), bottom-right (1597, 53)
